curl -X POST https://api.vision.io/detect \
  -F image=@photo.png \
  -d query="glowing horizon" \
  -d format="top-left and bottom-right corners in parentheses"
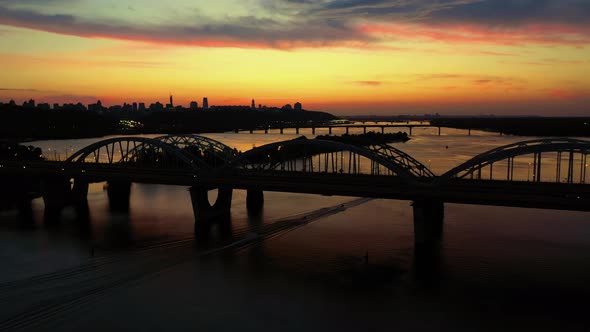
top-left (1, 0), bottom-right (589, 115)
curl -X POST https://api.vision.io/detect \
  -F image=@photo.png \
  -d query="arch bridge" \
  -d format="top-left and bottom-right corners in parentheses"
top-left (226, 137), bottom-right (434, 180)
top-left (441, 139), bottom-right (590, 184)
top-left (1, 136), bottom-right (589, 246)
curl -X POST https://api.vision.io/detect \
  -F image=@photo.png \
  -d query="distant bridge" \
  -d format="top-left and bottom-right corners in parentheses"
top-left (235, 124), bottom-right (469, 136)
top-left (1, 135), bottom-right (588, 245)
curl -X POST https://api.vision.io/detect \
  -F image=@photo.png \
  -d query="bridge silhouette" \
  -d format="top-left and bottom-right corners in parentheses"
top-left (237, 123), bottom-right (453, 136)
top-left (1, 135), bottom-right (588, 246)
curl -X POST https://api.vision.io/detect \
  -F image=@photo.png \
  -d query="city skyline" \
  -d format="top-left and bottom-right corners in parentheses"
top-left (0, 1), bottom-right (589, 115)
top-left (0, 96), bottom-right (304, 112)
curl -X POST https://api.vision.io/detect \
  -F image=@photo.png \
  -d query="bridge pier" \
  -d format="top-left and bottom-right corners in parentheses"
top-left (296, 128), bottom-right (300, 135)
top-left (412, 199), bottom-right (444, 247)
top-left (264, 128), bottom-right (268, 134)
top-left (280, 128), bottom-right (284, 135)
top-left (409, 127), bottom-right (413, 136)
top-left (246, 190), bottom-right (264, 216)
top-left (381, 126), bottom-right (385, 134)
top-left (329, 127), bottom-right (332, 135)
top-left (438, 127), bottom-right (441, 136)
top-left (234, 129), bottom-right (239, 134)
top-left (42, 178), bottom-right (71, 225)
top-left (346, 127), bottom-right (349, 135)
top-left (190, 186), bottom-right (233, 224)
top-left (312, 127), bottom-right (316, 135)
top-left (250, 129), bottom-right (253, 134)
top-left (363, 127), bottom-right (367, 134)
top-left (107, 181), bottom-right (132, 213)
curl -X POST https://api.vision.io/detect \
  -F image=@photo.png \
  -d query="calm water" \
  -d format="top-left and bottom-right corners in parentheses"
top-left (1, 127), bottom-right (589, 331)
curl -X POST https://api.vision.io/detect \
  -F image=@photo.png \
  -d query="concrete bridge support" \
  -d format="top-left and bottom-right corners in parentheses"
top-left (246, 190), bottom-right (264, 216)
top-left (412, 199), bottom-right (444, 246)
top-left (280, 128), bottom-right (284, 135)
top-left (42, 178), bottom-right (71, 225)
top-left (312, 127), bottom-right (316, 135)
top-left (107, 181), bottom-right (132, 213)
top-left (296, 128), bottom-right (300, 135)
top-left (190, 186), bottom-right (233, 223)
top-left (329, 127), bottom-right (332, 135)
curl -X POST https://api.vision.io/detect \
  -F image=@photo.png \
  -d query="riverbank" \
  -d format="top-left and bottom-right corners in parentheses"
top-left (430, 117), bottom-right (590, 137)
top-left (0, 108), bottom-right (337, 141)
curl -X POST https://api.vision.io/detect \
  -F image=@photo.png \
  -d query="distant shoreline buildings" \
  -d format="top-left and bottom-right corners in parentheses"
top-left (0, 97), bottom-right (305, 114)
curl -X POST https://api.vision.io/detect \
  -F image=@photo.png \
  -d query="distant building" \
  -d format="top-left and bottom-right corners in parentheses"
top-left (38, 103), bottom-right (50, 111)
top-left (282, 104), bottom-right (293, 112)
top-left (190, 101), bottom-right (198, 111)
top-left (251, 99), bottom-right (256, 110)
top-left (53, 103), bottom-right (59, 110)
top-left (23, 99), bottom-right (35, 108)
top-left (132, 102), bottom-right (138, 112)
top-left (122, 103), bottom-right (133, 112)
top-left (109, 105), bottom-right (122, 112)
top-left (76, 102), bottom-right (87, 111)
top-left (88, 100), bottom-right (104, 112)
top-left (169, 94), bottom-right (174, 107)
top-left (149, 102), bottom-right (164, 112)
top-left (138, 103), bottom-right (146, 112)
top-left (294, 102), bottom-right (302, 112)
top-left (203, 97), bottom-right (209, 110)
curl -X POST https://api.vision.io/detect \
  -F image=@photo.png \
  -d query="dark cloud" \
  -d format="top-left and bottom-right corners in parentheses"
top-left (0, 87), bottom-right (44, 92)
top-left (430, 0), bottom-right (590, 26)
top-left (0, 1), bottom-right (589, 48)
top-left (0, 5), bottom-right (367, 48)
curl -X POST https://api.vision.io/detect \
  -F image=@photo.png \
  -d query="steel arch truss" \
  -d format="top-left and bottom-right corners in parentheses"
top-left (441, 138), bottom-right (590, 183)
top-left (155, 134), bottom-right (237, 168)
top-left (65, 137), bottom-right (199, 170)
top-left (226, 138), bottom-right (433, 180)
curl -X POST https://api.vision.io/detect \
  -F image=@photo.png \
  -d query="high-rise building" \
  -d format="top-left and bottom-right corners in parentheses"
top-left (251, 99), bottom-right (256, 110)
top-left (23, 99), bottom-right (35, 108)
top-left (203, 97), bottom-right (209, 110)
top-left (190, 101), bottom-right (198, 111)
top-left (149, 102), bottom-right (164, 112)
top-left (138, 103), bottom-right (146, 111)
top-left (132, 102), bottom-right (138, 112)
top-left (169, 94), bottom-right (174, 107)
top-left (294, 102), bottom-right (302, 112)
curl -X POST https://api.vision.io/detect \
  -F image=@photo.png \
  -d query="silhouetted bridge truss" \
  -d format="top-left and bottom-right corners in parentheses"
top-left (1, 135), bottom-right (589, 245)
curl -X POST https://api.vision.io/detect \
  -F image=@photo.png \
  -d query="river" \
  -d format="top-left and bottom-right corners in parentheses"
top-left (1, 127), bottom-right (589, 331)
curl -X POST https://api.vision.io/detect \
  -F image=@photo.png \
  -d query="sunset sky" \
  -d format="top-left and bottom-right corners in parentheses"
top-left (0, 0), bottom-right (589, 115)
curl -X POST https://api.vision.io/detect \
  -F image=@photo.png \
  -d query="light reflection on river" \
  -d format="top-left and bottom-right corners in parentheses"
top-left (1, 127), bottom-right (590, 331)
